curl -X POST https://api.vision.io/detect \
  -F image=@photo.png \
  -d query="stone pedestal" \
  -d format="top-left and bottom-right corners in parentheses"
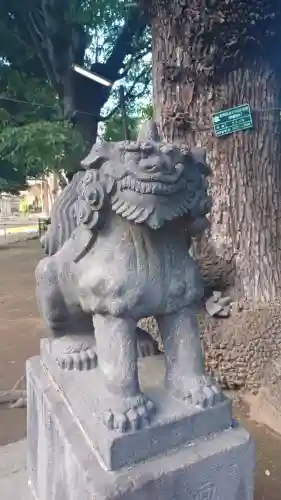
top-left (26, 340), bottom-right (255, 500)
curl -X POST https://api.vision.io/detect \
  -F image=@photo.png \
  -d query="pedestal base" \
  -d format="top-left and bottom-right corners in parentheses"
top-left (27, 356), bottom-right (255, 500)
top-left (41, 338), bottom-right (233, 471)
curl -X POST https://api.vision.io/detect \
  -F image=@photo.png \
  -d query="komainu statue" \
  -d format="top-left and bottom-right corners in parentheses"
top-left (36, 122), bottom-right (222, 432)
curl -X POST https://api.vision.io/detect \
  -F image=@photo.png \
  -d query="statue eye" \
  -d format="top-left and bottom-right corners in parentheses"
top-left (141, 150), bottom-right (149, 159)
top-left (132, 152), bottom-right (141, 162)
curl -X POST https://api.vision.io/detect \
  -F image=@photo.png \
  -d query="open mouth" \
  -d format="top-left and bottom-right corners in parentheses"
top-left (119, 176), bottom-right (186, 195)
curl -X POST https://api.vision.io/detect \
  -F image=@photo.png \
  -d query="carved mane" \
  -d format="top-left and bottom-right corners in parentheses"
top-left (41, 171), bottom-right (83, 256)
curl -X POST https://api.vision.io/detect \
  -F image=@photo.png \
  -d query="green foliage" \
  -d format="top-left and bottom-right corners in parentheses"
top-left (0, 66), bottom-right (66, 192)
top-left (103, 114), bottom-right (139, 141)
top-left (0, 161), bottom-right (27, 193)
top-left (139, 103), bottom-right (153, 120)
top-left (0, 120), bottom-right (84, 181)
top-left (103, 102), bottom-right (153, 141)
top-left (0, 65), bottom-right (60, 191)
top-left (0, 0), bottom-right (153, 192)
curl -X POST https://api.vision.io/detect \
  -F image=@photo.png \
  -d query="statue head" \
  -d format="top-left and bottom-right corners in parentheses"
top-left (42, 121), bottom-right (212, 256)
top-left (79, 123), bottom-right (211, 230)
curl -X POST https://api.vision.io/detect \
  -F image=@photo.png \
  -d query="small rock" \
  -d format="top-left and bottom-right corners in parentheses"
top-left (218, 296), bottom-right (231, 307)
top-left (215, 306), bottom-right (231, 318)
top-left (205, 297), bottom-right (223, 317)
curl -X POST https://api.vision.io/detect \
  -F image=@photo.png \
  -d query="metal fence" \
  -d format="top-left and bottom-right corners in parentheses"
top-left (0, 217), bottom-right (50, 241)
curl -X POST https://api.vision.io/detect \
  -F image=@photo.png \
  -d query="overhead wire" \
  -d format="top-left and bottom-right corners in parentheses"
top-left (1, 95), bottom-right (281, 133)
top-left (0, 95), bottom-right (103, 117)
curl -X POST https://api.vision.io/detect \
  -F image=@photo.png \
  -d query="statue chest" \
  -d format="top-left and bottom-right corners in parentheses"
top-left (76, 218), bottom-right (203, 317)
top-left (93, 218), bottom-right (189, 278)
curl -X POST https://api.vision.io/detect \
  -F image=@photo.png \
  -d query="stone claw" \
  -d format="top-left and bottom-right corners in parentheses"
top-left (186, 378), bottom-right (222, 408)
top-left (57, 347), bottom-right (97, 371)
top-left (102, 394), bottom-right (156, 433)
top-left (168, 375), bottom-right (222, 409)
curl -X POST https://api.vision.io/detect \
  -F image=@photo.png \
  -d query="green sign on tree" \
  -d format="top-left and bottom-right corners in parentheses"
top-left (212, 104), bottom-right (253, 137)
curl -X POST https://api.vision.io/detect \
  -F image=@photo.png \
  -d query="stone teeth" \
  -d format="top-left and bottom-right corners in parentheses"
top-left (126, 207), bottom-right (145, 221)
top-left (122, 205), bottom-right (138, 218)
top-left (112, 198), bottom-right (125, 211)
top-left (134, 208), bottom-right (151, 223)
top-left (115, 201), bottom-right (130, 214)
top-left (134, 180), bottom-right (142, 192)
top-left (140, 182), bottom-right (148, 194)
top-left (182, 199), bottom-right (192, 210)
top-left (151, 184), bottom-right (159, 194)
top-left (120, 177), bottom-right (133, 190)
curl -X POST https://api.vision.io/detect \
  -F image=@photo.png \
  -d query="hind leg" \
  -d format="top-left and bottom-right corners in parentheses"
top-left (136, 326), bottom-right (160, 358)
top-left (35, 257), bottom-right (97, 370)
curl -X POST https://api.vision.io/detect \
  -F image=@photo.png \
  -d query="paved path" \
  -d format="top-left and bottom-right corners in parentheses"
top-left (0, 226), bottom-right (38, 236)
top-left (0, 239), bottom-right (44, 445)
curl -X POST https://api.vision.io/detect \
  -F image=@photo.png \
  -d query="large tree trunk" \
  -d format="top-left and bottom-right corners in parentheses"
top-left (150, 0), bottom-right (281, 304)
top-left (67, 64), bottom-right (111, 145)
top-left (29, 3), bottom-right (147, 145)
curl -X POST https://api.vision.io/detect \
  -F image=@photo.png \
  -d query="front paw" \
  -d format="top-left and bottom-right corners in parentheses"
top-left (168, 375), bottom-right (222, 409)
top-left (57, 347), bottom-right (97, 370)
top-left (103, 394), bottom-right (156, 433)
top-left (186, 377), bottom-right (222, 408)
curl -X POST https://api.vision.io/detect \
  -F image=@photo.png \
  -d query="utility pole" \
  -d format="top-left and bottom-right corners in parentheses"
top-left (119, 86), bottom-right (130, 141)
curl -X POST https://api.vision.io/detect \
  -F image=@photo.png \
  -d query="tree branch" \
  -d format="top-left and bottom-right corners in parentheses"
top-left (127, 80), bottom-right (150, 100)
top-left (102, 6), bottom-right (148, 80)
top-left (24, 15), bottom-right (57, 88)
top-left (28, 13), bottom-right (44, 41)
top-left (118, 47), bottom-right (151, 79)
top-left (100, 102), bottom-right (121, 122)
top-left (101, 68), bottom-right (149, 122)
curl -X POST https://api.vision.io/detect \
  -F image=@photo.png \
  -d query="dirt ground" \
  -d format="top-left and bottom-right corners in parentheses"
top-left (0, 239), bottom-right (44, 446)
top-left (0, 239), bottom-right (281, 499)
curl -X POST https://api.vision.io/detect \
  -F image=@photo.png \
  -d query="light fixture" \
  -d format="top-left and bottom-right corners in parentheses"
top-left (72, 64), bottom-right (113, 87)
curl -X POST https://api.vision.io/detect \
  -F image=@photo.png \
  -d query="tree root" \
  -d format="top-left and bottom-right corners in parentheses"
top-left (0, 375), bottom-right (27, 407)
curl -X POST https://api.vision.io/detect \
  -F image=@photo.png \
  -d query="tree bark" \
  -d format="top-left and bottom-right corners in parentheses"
top-left (150, 1), bottom-right (281, 304)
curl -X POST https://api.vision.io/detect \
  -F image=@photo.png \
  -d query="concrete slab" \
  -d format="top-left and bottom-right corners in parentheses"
top-left (27, 356), bottom-right (255, 500)
top-left (40, 343), bottom-right (232, 471)
top-left (0, 439), bottom-right (32, 500)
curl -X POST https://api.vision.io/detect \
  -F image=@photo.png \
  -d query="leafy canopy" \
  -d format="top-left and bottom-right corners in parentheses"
top-left (0, 0), bottom-right (152, 191)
